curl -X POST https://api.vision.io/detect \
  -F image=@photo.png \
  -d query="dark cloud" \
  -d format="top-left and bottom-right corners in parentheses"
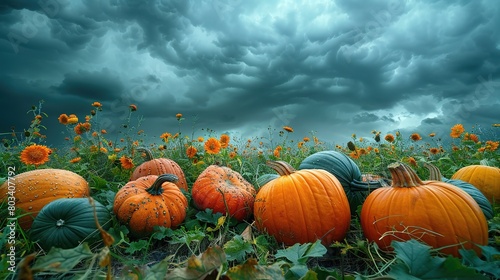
top-left (1, 0), bottom-right (499, 148)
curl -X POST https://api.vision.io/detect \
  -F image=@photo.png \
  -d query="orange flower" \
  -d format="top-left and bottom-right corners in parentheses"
top-left (204, 137), bottom-right (221, 154)
top-left (359, 148), bottom-right (367, 155)
top-left (120, 155), bottom-right (134, 169)
top-left (229, 151), bottom-right (237, 159)
top-left (68, 114), bottom-right (78, 124)
top-left (349, 151), bottom-right (359, 159)
top-left (92, 101), bottom-right (102, 108)
top-left (100, 147), bottom-right (108, 153)
top-left (101, 129), bottom-right (107, 134)
top-left (220, 134), bottom-right (230, 148)
top-left (176, 113), bottom-right (182, 120)
top-left (198, 137), bottom-right (204, 142)
top-left (186, 146), bottom-right (197, 158)
top-left (484, 140), bottom-right (499, 151)
top-left (384, 134), bottom-right (395, 143)
top-left (450, 124), bottom-right (465, 138)
top-left (429, 133), bottom-right (436, 137)
top-left (273, 147), bottom-right (280, 158)
top-left (303, 137), bottom-right (310, 142)
top-left (92, 131), bottom-right (98, 137)
top-left (20, 144), bottom-right (51, 166)
top-left (429, 148), bottom-right (440, 155)
top-left (58, 114), bottom-right (69, 125)
top-left (463, 133), bottom-right (479, 143)
top-left (70, 157), bottom-right (81, 163)
top-left (160, 132), bottom-right (171, 142)
top-left (297, 141), bottom-right (304, 148)
top-left (129, 104), bottom-right (137, 111)
top-left (410, 133), bottom-right (422, 141)
top-left (283, 126), bottom-right (293, 132)
top-left (406, 157), bottom-right (417, 167)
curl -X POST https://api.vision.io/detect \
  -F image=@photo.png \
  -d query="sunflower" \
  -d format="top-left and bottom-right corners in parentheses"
top-left (204, 137), bottom-right (221, 155)
top-left (20, 144), bottom-right (51, 166)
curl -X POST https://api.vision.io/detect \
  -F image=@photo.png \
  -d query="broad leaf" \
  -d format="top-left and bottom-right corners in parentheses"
top-left (391, 239), bottom-right (441, 276)
top-left (125, 240), bottom-right (149, 254)
top-left (196, 209), bottom-right (223, 225)
top-left (144, 255), bottom-right (174, 280)
top-left (460, 247), bottom-right (500, 277)
top-left (224, 235), bottom-right (254, 262)
top-left (165, 246), bottom-right (227, 279)
top-left (225, 258), bottom-right (284, 280)
top-left (31, 243), bottom-right (93, 272)
top-left (275, 240), bottom-right (327, 265)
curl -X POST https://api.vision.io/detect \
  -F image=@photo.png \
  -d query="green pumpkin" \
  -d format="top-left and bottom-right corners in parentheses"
top-left (298, 150), bottom-right (385, 213)
top-left (255, 173), bottom-right (279, 189)
top-left (30, 198), bottom-right (112, 250)
top-left (424, 163), bottom-right (493, 219)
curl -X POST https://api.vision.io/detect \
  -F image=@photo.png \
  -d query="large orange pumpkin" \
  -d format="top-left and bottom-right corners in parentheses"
top-left (191, 165), bottom-right (256, 221)
top-left (113, 174), bottom-right (188, 237)
top-left (361, 162), bottom-right (488, 257)
top-left (0, 169), bottom-right (89, 230)
top-left (254, 161), bottom-right (351, 246)
top-left (451, 165), bottom-right (500, 203)
top-left (130, 147), bottom-right (188, 192)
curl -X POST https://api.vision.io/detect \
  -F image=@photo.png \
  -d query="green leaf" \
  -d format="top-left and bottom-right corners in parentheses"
top-left (125, 240), bottom-right (149, 254)
top-left (31, 243), bottom-right (93, 272)
top-left (144, 255), bottom-right (175, 280)
top-left (460, 247), bottom-right (500, 277)
top-left (165, 246), bottom-right (226, 279)
top-left (224, 235), bottom-right (254, 262)
top-left (275, 240), bottom-right (327, 265)
top-left (226, 258), bottom-right (284, 280)
top-left (195, 208), bottom-right (224, 225)
top-left (391, 239), bottom-right (441, 276)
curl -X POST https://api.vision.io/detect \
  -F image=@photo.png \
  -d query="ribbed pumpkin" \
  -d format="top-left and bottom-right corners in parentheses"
top-left (30, 198), bottom-right (111, 250)
top-left (298, 150), bottom-right (386, 213)
top-left (113, 174), bottom-right (188, 237)
top-left (130, 147), bottom-right (188, 192)
top-left (361, 162), bottom-right (488, 257)
top-left (254, 161), bottom-right (351, 246)
top-left (451, 165), bottom-right (500, 203)
top-left (424, 163), bottom-right (493, 219)
top-left (191, 165), bottom-right (256, 221)
top-left (0, 169), bottom-right (89, 230)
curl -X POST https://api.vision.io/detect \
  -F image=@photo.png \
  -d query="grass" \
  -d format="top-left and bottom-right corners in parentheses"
top-left (0, 101), bottom-right (499, 279)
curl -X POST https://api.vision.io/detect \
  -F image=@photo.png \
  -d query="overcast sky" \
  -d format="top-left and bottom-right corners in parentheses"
top-left (1, 0), bottom-right (499, 149)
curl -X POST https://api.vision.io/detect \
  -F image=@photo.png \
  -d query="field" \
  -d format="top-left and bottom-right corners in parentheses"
top-left (1, 101), bottom-right (499, 279)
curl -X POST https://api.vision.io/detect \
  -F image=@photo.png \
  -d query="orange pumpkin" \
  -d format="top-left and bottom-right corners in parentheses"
top-left (191, 165), bottom-right (256, 221)
top-left (254, 161), bottom-right (351, 246)
top-left (130, 147), bottom-right (188, 192)
top-left (451, 165), bottom-right (500, 203)
top-left (0, 169), bottom-right (89, 230)
top-left (361, 162), bottom-right (488, 257)
top-left (113, 174), bottom-right (188, 237)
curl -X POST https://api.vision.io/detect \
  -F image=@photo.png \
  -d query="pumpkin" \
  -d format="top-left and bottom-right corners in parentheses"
top-left (30, 198), bottom-right (111, 250)
top-left (191, 165), bottom-right (256, 221)
top-left (424, 163), bottom-right (493, 219)
top-left (451, 165), bottom-right (500, 203)
top-left (360, 162), bottom-right (488, 257)
top-left (0, 169), bottom-right (90, 230)
top-left (254, 161), bottom-right (351, 246)
top-left (298, 150), bottom-right (386, 213)
top-left (255, 173), bottom-right (279, 189)
top-left (130, 147), bottom-right (188, 192)
top-left (113, 174), bottom-right (188, 237)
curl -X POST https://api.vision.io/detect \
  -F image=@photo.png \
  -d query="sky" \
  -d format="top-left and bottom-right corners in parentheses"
top-left (1, 0), bottom-right (499, 150)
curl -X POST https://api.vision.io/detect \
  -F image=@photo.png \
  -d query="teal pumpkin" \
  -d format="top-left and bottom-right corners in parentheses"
top-left (30, 198), bottom-right (112, 250)
top-left (298, 150), bottom-right (386, 213)
top-left (424, 163), bottom-right (493, 219)
top-left (255, 174), bottom-right (279, 189)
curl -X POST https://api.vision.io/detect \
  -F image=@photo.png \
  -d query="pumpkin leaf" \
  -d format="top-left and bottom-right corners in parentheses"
top-left (31, 243), bottom-right (93, 273)
top-left (144, 254), bottom-right (175, 280)
top-left (226, 258), bottom-right (283, 279)
top-left (388, 240), bottom-right (489, 279)
top-left (165, 246), bottom-right (227, 279)
top-left (196, 208), bottom-right (224, 225)
top-left (125, 240), bottom-right (149, 254)
top-left (460, 246), bottom-right (500, 277)
top-left (275, 240), bottom-right (327, 266)
top-left (224, 235), bottom-right (254, 262)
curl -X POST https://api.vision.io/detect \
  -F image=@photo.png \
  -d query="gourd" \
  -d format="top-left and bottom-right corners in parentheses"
top-left (424, 163), bottom-right (493, 219)
top-left (451, 165), bottom-right (500, 204)
top-left (113, 174), bottom-right (188, 237)
top-left (361, 162), bottom-right (488, 257)
top-left (254, 161), bottom-right (351, 246)
top-left (191, 165), bottom-right (256, 221)
top-left (298, 150), bottom-right (386, 213)
top-left (30, 198), bottom-right (111, 250)
top-left (0, 169), bottom-right (90, 230)
top-left (130, 147), bottom-right (188, 192)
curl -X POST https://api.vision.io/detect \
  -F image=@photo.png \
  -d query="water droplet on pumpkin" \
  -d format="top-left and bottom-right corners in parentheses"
top-left (28, 206), bottom-right (32, 210)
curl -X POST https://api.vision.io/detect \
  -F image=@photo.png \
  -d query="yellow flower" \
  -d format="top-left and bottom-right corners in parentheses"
top-left (197, 137), bottom-right (204, 142)
top-left (68, 114), bottom-right (78, 124)
top-left (450, 124), bottom-right (465, 138)
top-left (176, 113), bottom-right (182, 120)
top-left (20, 144), bottom-right (51, 166)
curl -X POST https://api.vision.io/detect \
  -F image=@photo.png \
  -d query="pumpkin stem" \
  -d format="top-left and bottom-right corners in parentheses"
top-left (423, 163), bottom-right (444, 181)
top-left (266, 161), bottom-right (295, 176)
top-left (136, 147), bottom-right (154, 161)
top-left (388, 162), bottom-right (424, 188)
top-left (146, 174), bottom-right (179, 195)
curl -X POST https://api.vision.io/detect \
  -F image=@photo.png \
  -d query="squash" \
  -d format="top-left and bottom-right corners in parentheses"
top-left (30, 198), bottom-right (111, 250)
top-left (424, 163), bottom-right (493, 219)
top-left (298, 150), bottom-right (386, 213)
top-left (130, 147), bottom-right (188, 192)
top-left (451, 165), bottom-right (500, 203)
top-left (254, 161), bottom-right (351, 246)
top-left (0, 169), bottom-right (90, 230)
top-left (191, 165), bottom-right (256, 221)
top-left (361, 162), bottom-right (488, 257)
top-left (113, 174), bottom-right (188, 237)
